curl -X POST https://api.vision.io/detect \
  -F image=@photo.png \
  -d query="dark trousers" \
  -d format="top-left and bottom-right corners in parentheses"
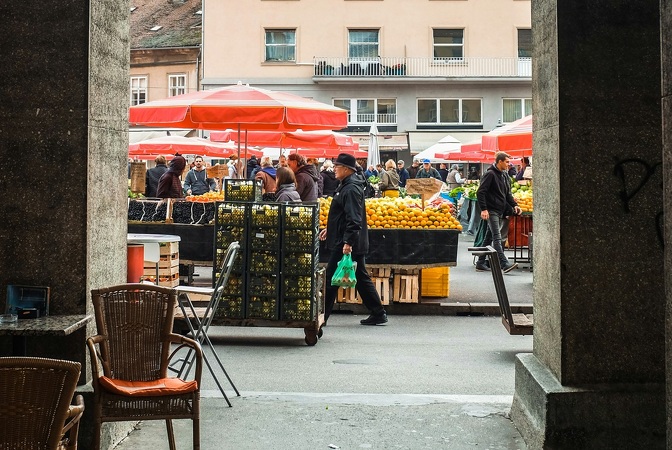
top-left (324, 250), bottom-right (385, 320)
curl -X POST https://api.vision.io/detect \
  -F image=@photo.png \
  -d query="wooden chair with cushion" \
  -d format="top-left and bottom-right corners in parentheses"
top-left (88, 284), bottom-right (203, 450)
top-left (0, 356), bottom-right (84, 450)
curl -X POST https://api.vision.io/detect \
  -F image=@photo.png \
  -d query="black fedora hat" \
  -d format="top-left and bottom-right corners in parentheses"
top-left (334, 153), bottom-right (357, 172)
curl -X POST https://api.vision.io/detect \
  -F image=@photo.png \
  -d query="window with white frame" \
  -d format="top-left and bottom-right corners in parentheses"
top-left (168, 74), bottom-right (186, 97)
top-left (417, 98), bottom-right (481, 124)
top-left (348, 30), bottom-right (379, 59)
top-left (130, 76), bottom-right (147, 105)
top-left (333, 98), bottom-right (396, 124)
top-left (433, 29), bottom-right (464, 60)
top-left (502, 98), bottom-right (532, 123)
top-left (265, 29), bottom-right (296, 62)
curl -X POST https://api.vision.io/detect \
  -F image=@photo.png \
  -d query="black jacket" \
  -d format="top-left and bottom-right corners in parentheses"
top-left (295, 164), bottom-right (320, 201)
top-left (321, 170), bottom-right (339, 197)
top-left (145, 164), bottom-right (168, 197)
top-left (325, 172), bottom-right (369, 255)
top-left (477, 164), bottom-right (517, 216)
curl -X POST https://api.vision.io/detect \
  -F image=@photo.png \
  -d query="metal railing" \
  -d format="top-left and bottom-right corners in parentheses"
top-left (313, 57), bottom-right (532, 78)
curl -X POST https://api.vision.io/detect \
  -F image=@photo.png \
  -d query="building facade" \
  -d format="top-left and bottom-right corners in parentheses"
top-left (201, 0), bottom-right (531, 157)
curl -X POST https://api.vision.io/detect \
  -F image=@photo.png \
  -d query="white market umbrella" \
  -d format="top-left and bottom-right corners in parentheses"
top-left (366, 123), bottom-right (380, 169)
top-left (414, 135), bottom-right (461, 163)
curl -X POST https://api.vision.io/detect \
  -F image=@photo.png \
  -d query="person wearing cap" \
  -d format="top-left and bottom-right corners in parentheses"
top-left (446, 164), bottom-right (466, 189)
top-left (416, 159), bottom-right (442, 180)
top-left (156, 154), bottom-right (186, 198)
top-left (396, 160), bottom-right (410, 187)
top-left (319, 153), bottom-right (388, 326)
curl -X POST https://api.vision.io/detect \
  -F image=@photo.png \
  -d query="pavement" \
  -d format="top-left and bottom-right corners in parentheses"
top-left (113, 233), bottom-right (533, 449)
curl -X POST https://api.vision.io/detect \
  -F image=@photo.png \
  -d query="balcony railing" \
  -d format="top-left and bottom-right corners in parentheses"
top-left (313, 57), bottom-right (532, 78)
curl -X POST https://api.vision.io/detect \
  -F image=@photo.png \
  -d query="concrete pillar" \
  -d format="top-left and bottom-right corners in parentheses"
top-left (0, 1), bottom-right (129, 448)
top-left (662, 0), bottom-right (672, 446)
top-left (510, 1), bottom-right (666, 448)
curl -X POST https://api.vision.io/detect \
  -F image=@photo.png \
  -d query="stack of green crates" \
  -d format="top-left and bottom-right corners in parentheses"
top-left (246, 203), bottom-right (281, 320)
top-left (213, 202), bottom-right (248, 319)
top-left (280, 203), bottom-right (319, 321)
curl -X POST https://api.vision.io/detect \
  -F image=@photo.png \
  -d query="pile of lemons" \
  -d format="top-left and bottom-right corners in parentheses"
top-left (320, 197), bottom-right (462, 230)
top-left (513, 191), bottom-right (533, 213)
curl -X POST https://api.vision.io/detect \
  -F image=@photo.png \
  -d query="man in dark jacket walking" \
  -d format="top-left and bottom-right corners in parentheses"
top-left (287, 153), bottom-right (320, 201)
top-left (319, 153), bottom-right (387, 326)
top-left (475, 152), bottom-right (521, 273)
top-left (145, 155), bottom-right (168, 197)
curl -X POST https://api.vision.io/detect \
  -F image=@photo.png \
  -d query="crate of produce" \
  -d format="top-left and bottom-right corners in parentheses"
top-left (222, 273), bottom-right (245, 296)
top-left (128, 199), bottom-right (168, 222)
top-left (249, 226), bottom-right (280, 250)
top-left (224, 179), bottom-right (262, 202)
top-left (282, 275), bottom-right (313, 297)
top-left (144, 252), bottom-right (179, 269)
top-left (215, 295), bottom-right (245, 319)
top-left (282, 203), bottom-right (319, 230)
top-left (281, 298), bottom-right (314, 321)
top-left (140, 271), bottom-right (179, 287)
top-left (250, 203), bottom-right (281, 227)
top-left (159, 242), bottom-right (179, 255)
top-left (283, 229), bottom-right (319, 253)
top-left (248, 274), bottom-right (278, 297)
top-left (249, 250), bottom-right (279, 274)
top-left (215, 202), bottom-right (248, 226)
top-left (283, 252), bottom-right (318, 275)
top-left (247, 295), bottom-right (277, 320)
top-left (172, 200), bottom-right (216, 224)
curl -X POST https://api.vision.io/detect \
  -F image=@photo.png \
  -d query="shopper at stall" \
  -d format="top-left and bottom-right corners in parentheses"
top-left (254, 156), bottom-right (277, 194)
top-left (438, 163), bottom-right (449, 183)
top-left (307, 158), bottom-right (324, 197)
top-left (321, 160), bottom-right (339, 197)
top-left (416, 159), bottom-right (442, 180)
top-left (145, 155), bottom-right (168, 197)
top-left (407, 159), bottom-right (421, 179)
top-left (475, 152), bottom-right (521, 273)
top-left (156, 154), bottom-right (186, 198)
top-left (246, 155), bottom-right (260, 179)
top-left (446, 164), bottom-right (466, 190)
top-left (276, 154), bottom-right (288, 169)
top-left (273, 167), bottom-right (301, 202)
top-left (287, 153), bottom-right (320, 201)
top-left (378, 159), bottom-right (400, 197)
top-left (184, 155), bottom-right (217, 196)
top-left (226, 155), bottom-right (241, 179)
top-left (516, 157), bottom-right (531, 181)
top-left (319, 153), bottom-right (388, 326)
top-left (364, 165), bottom-right (378, 179)
top-left (396, 160), bottom-right (410, 187)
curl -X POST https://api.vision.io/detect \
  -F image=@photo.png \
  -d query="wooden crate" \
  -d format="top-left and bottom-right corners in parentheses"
top-left (369, 267), bottom-right (392, 278)
top-left (393, 273), bottom-right (419, 303)
top-left (143, 266), bottom-right (179, 277)
top-left (144, 252), bottom-right (179, 269)
top-left (160, 242), bottom-right (179, 255)
top-left (335, 277), bottom-right (389, 305)
top-left (140, 270), bottom-right (179, 287)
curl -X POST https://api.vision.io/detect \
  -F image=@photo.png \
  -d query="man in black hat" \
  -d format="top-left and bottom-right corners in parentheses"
top-left (319, 153), bottom-right (388, 326)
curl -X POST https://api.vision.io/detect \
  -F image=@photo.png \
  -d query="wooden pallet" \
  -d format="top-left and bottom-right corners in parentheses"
top-left (335, 276), bottom-right (390, 305)
top-left (393, 273), bottom-right (419, 303)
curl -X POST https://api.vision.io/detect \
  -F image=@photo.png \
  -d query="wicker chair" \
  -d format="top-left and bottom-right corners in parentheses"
top-left (0, 356), bottom-right (84, 450)
top-left (88, 284), bottom-right (203, 450)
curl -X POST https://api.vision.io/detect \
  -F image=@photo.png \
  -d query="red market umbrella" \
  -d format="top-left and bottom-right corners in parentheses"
top-left (210, 129), bottom-right (356, 150)
top-left (459, 139), bottom-right (482, 153)
top-left (481, 115), bottom-right (533, 155)
top-left (209, 130), bottom-right (284, 147)
top-left (286, 144), bottom-right (365, 159)
top-left (128, 136), bottom-right (262, 158)
top-left (129, 82), bottom-right (348, 132)
top-left (438, 150), bottom-right (496, 163)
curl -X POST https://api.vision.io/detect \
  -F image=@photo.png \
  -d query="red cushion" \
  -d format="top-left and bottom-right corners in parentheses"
top-left (99, 376), bottom-right (198, 397)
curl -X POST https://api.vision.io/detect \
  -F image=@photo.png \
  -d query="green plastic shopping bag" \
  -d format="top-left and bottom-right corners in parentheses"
top-left (331, 253), bottom-right (357, 288)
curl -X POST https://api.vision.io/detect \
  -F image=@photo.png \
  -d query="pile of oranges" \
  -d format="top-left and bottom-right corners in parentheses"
top-left (319, 197), bottom-right (462, 231)
top-left (185, 191), bottom-right (225, 202)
